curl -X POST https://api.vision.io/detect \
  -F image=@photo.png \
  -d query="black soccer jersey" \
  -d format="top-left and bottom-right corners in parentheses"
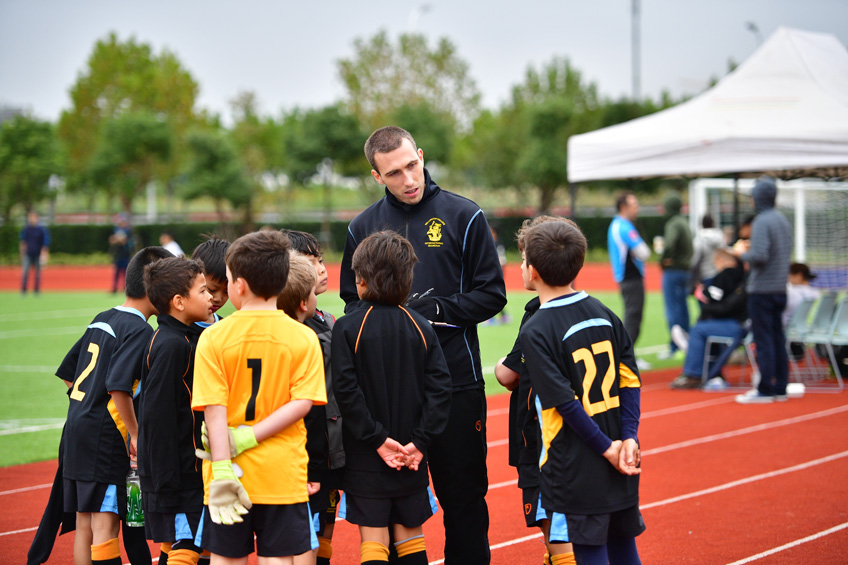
top-left (331, 301), bottom-right (451, 498)
top-left (58, 307), bottom-right (152, 485)
top-left (137, 314), bottom-right (205, 512)
top-left (519, 291), bottom-right (641, 515)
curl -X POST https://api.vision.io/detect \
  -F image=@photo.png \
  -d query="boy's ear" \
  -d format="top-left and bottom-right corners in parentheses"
top-left (171, 294), bottom-right (185, 313)
top-left (527, 264), bottom-right (541, 284)
top-left (298, 299), bottom-right (309, 313)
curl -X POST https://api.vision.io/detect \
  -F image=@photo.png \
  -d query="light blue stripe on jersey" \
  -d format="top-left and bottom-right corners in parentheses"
top-left (535, 492), bottom-right (547, 523)
top-left (308, 502), bottom-right (319, 550)
top-left (174, 513), bottom-right (192, 540)
top-left (87, 322), bottom-right (116, 338)
top-left (549, 511), bottom-right (570, 542)
top-left (114, 305), bottom-right (146, 321)
top-left (427, 486), bottom-right (439, 515)
top-left (540, 291), bottom-right (588, 310)
top-left (194, 508), bottom-right (206, 547)
top-left (563, 318), bottom-right (613, 341)
top-left (337, 492), bottom-right (347, 520)
top-left (535, 395), bottom-right (546, 467)
top-left (100, 484), bottom-right (118, 514)
top-left (608, 216), bottom-right (644, 282)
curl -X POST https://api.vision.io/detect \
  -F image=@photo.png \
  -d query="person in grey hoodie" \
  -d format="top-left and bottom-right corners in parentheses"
top-left (690, 214), bottom-right (726, 288)
top-left (735, 177), bottom-right (792, 404)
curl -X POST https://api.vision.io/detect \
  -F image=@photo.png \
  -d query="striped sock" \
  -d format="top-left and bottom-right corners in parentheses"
top-left (395, 535), bottom-right (427, 564)
top-left (551, 552), bottom-right (576, 565)
top-left (317, 535), bottom-right (333, 564)
top-left (360, 540), bottom-right (389, 563)
top-left (91, 538), bottom-right (121, 564)
top-left (168, 548), bottom-right (201, 565)
top-left (159, 542), bottom-right (173, 564)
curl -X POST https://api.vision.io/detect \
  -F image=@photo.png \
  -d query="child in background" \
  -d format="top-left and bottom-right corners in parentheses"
top-left (137, 257), bottom-right (212, 565)
top-left (519, 221), bottom-right (644, 565)
top-left (494, 216), bottom-right (574, 565)
top-left (331, 230), bottom-right (452, 565)
top-left (191, 237), bottom-right (231, 325)
top-left (59, 246), bottom-right (172, 565)
top-left (191, 230), bottom-right (326, 563)
top-left (282, 229), bottom-right (344, 565)
top-left (278, 254), bottom-right (318, 323)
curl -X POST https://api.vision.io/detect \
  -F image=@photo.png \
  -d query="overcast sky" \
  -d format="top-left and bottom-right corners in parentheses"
top-left (2, 0), bottom-right (846, 124)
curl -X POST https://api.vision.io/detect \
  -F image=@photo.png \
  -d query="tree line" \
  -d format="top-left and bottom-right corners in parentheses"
top-left (1, 30), bottom-right (698, 232)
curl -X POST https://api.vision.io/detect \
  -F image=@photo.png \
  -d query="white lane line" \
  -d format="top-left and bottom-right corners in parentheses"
top-left (641, 450), bottom-right (848, 510)
top-left (0, 423), bottom-right (64, 436)
top-left (0, 365), bottom-right (59, 373)
top-left (0, 483), bottom-right (52, 496)
top-left (0, 326), bottom-right (83, 340)
top-left (0, 308), bottom-right (99, 323)
top-left (726, 521), bottom-right (848, 564)
top-left (0, 526), bottom-right (37, 537)
top-left (642, 405), bottom-right (848, 456)
top-left (428, 532), bottom-right (545, 564)
top-left (642, 396), bottom-right (736, 418)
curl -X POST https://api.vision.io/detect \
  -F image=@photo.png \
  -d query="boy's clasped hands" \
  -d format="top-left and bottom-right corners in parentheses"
top-left (602, 438), bottom-right (641, 476)
top-left (378, 437), bottom-right (424, 471)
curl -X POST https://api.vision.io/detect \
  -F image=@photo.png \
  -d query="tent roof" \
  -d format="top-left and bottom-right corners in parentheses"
top-left (567, 27), bottom-right (848, 183)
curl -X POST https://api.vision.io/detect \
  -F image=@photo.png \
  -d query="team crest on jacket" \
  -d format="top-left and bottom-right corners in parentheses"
top-left (425, 217), bottom-right (446, 248)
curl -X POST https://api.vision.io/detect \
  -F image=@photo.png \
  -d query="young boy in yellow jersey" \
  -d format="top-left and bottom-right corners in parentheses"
top-left (191, 230), bottom-right (326, 563)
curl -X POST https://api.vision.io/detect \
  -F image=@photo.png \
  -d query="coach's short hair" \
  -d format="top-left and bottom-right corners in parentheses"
top-left (277, 254), bottom-right (318, 319)
top-left (280, 229), bottom-right (322, 258)
top-left (192, 236), bottom-right (230, 283)
top-left (352, 230), bottom-right (418, 305)
top-left (524, 220), bottom-right (587, 287)
top-left (364, 126), bottom-right (418, 173)
top-left (144, 257), bottom-right (206, 315)
top-left (226, 231), bottom-right (291, 300)
top-left (125, 246), bottom-right (173, 299)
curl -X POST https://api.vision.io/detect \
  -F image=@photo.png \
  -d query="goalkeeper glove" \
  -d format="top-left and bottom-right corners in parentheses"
top-left (208, 460), bottom-right (252, 525)
top-left (196, 422), bottom-right (259, 461)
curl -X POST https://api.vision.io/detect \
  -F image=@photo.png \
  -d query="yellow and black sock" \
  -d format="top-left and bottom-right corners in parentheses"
top-left (551, 552), bottom-right (576, 565)
top-left (197, 549), bottom-right (211, 565)
top-left (317, 535), bottom-right (333, 564)
top-left (544, 551), bottom-right (552, 565)
top-left (159, 542), bottom-right (173, 564)
top-left (168, 547), bottom-right (201, 565)
top-left (395, 535), bottom-right (427, 564)
top-left (360, 540), bottom-right (389, 564)
top-left (91, 538), bottom-right (121, 565)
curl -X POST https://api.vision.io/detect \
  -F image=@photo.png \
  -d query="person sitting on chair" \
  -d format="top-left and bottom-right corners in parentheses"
top-left (670, 248), bottom-right (748, 390)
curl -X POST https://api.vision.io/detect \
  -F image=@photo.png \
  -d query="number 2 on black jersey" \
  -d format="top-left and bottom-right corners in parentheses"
top-left (70, 343), bottom-right (100, 401)
top-left (571, 340), bottom-right (620, 417)
top-left (245, 358), bottom-right (261, 421)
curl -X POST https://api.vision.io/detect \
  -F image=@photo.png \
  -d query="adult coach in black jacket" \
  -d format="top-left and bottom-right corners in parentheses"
top-left (340, 126), bottom-right (507, 563)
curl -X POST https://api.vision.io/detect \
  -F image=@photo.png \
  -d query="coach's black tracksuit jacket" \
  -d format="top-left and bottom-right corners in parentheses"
top-left (331, 301), bottom-right (452, 497)
top-left (137, 315), bottom-right (205, 512)
top-left (340, 169), bottom-right (507, 392)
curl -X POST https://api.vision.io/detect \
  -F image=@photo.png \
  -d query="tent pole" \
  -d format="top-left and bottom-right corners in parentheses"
top-left (569, 182), bottom-right (578, 219)
top-left (732, 174), bottom-right (740, 241)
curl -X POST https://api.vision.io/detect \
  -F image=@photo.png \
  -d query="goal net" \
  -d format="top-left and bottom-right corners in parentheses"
top-left (688, 178), bottom-right (848, 291)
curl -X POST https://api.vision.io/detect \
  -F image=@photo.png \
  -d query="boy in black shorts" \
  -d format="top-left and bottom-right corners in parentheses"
top-left (495, 216), bottom-right (575, 565)
top-left (331, 230), bottom-right (451, 564)
top-left (518, 220), bottom-right (645, 565)
top-left (59, 246), bottom-right (172, 565)
top-left (137, 256), bottom-right (213, 565)
top-left (282, 229), bottom-right (344, 565)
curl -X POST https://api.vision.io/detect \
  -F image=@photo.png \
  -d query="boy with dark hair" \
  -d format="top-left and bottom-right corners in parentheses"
top-left (137, 257), bottom-right (212, 565)
top-left (59, 245), bottom-right (172, 565)
top-left (191, 230), bottom-right (326, 563)
top-left (191, 236), bottom-right (231, 325)
top-left (495, 216), bottom-right (575, 565)
top-left (519, 221), bottom-right (645, 565)
top-left (283, 229), bottom-right (343, 565)
top-left (332, 230), bottom-right (452, 565)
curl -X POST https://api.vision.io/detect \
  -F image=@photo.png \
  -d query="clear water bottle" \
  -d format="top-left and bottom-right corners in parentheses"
top-left (126, 466), bottom-right (144, 527)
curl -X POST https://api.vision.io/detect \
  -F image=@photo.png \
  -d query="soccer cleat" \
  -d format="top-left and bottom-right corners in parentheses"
top-left (735, 389), bottom-right (775, 404)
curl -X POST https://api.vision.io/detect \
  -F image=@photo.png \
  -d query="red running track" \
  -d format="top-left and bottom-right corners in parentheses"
top-left (2, 368), bottom-right (847, 563)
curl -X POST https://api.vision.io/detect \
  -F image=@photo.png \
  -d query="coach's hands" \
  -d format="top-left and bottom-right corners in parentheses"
top-left (208, 460), bottom-right (252, 525)
top-left (196, 422), bottom-right (259, 461)
top-left (377, 437), bottom-right (409, 470)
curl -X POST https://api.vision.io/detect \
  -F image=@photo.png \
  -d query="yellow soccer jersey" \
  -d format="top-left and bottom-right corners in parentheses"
top-left (192, 310), bottom-right (326, 504)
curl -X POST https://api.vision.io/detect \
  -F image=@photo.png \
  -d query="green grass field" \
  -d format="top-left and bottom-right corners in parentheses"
top-left (0, 290), bottom-right (683, 467)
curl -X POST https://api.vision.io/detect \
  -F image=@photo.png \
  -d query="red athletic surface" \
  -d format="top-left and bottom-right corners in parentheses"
top-left (2, 263), bottom-right (663, 292)
top-left (2, 369), bottom-right (847, 564)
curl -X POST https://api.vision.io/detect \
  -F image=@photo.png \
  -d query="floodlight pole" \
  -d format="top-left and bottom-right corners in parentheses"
top-left (632, 0), bottom-right (641, 100)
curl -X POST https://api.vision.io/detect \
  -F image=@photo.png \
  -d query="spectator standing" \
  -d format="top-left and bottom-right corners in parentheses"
top-left (735, 177), bottom-right (792, 404)
top-left (340, 126), bottom-right (507, 564)
top-left (109, 214), bottom-right (133, 294)
top-left (20, 210), bottom-right (50, 295)
top-left (607, 192), bottom-right (652, 370)
top-left (658, 193), bottom-right (693, 358)
top-left (159, 231), bottom-right (185, 257)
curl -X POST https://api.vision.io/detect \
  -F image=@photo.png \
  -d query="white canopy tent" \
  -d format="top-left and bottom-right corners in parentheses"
top-left (567, 27), bottom-right (848, 183)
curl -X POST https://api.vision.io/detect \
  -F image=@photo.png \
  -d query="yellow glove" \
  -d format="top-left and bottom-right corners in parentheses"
top-left (208, 460), bottom-right (252, 525)
top-left (196, 422), bottom-right (259, 461)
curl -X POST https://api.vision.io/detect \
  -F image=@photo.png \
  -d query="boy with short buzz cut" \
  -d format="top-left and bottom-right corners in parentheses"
top-left (494, 215), bottom-right (574, 565)
top-left (282, 229), bottom-right (343, 565)
top-left (519, 221), bottom-right (645, 565)
top-left (137, 256), bottom-right (212, 565)
top-left (191, 236), bottom-right (231, 325)
top-left (191, 230), bottom-right (327, 564)
top-left (331, 230), bottom-right (452, 565)
top-left (59, 245), bottom-right (172, 565)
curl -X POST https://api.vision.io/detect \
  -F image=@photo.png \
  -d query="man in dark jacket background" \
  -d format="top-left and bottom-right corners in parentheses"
top-left (340, 126), bottom-right (507, 563)
top-left (659, 193), bottom-right (693, 359)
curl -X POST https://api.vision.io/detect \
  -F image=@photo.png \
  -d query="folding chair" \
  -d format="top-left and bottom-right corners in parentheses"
top-left (701, 322), bottom-right (758, 390)
top-left (797, 293), bottom-right (845, 392)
